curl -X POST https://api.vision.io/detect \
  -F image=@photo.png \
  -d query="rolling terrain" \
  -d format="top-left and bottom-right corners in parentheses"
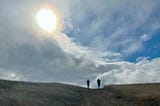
top-left (0, 79), bottom-right (160, 106)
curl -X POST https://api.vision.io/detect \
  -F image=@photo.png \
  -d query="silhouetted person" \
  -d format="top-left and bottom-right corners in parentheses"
top-left (87, 79), bottom-right (90, 89)
top-left (97, 79), bottom-right (101, 89)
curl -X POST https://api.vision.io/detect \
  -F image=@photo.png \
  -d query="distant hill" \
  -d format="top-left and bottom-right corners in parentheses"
top-left (0, 79), bottom-right (160, 106)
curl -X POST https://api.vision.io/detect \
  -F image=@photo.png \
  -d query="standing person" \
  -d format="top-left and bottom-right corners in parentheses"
top-left (97, 79), bottom-right (101, 89)
top-left (87, 79), bottom-right (90, 89)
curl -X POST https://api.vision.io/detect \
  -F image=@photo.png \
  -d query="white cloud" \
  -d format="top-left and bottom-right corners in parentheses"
top-left (0, 0), bottom-right (160, 89)
top-left (91, 58), bottom-right (160, 87)
top-left (136, 56), bottom-right (150, 63)
top-left (140, 34), bottom-right (150, 41)
top-left (0, 68), bottom-right (24, 80)
top-left (122, 41), bottom-right (142, 55)
top-left (64, 0), bottom-right (160, 56)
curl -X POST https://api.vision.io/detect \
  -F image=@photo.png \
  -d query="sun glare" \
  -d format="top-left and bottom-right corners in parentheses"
top-left (36, 9), bottom-right (57, 32)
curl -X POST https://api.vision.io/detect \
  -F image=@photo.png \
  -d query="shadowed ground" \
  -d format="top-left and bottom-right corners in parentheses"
top-left (0, 80), bottom-right (160, 106)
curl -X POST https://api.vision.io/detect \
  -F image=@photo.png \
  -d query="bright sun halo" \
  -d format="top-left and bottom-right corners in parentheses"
top-left (36, 9), bottom-right (57, 32)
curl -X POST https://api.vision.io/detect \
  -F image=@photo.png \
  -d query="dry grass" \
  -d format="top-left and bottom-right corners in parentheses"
top-left (0, 79), bottom-right (160, 106)
top-left (105, 83), bottom-right (160, 106)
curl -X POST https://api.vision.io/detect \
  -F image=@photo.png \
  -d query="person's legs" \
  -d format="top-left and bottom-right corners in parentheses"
top-left (98, 84), bottom-right (100, 89)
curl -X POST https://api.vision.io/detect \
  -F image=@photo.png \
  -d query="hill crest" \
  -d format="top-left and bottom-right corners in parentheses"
top-left (0, 79), bottom-right (160, 106)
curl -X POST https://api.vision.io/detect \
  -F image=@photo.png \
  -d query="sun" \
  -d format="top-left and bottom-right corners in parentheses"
top-left (36, 9), bottom-right (57, 32)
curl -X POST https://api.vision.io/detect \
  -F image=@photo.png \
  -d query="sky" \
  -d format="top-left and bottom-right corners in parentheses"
top-left (0, 0), bottom-right (160, 88)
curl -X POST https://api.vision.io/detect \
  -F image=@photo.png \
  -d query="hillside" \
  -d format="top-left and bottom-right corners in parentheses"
top-left (0, 80), bottom-right (160, 106)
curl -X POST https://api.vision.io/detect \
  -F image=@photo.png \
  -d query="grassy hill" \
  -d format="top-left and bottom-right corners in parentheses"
top-left (0, 80), bottom-right (160, 106)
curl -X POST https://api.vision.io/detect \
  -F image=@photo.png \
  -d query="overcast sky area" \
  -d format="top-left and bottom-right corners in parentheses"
top-left (0, 0), bottom-right (160, 88)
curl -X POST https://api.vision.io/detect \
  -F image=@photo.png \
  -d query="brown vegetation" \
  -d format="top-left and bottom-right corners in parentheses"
top-left (0, 80), bottom-right (160, 106)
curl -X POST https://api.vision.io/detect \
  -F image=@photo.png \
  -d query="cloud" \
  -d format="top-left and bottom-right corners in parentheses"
top-left (64, 0), bottom-right (160, 56)
top-left (91, 58), bottom-right (160, 87)
top-left (140, 34), bottom-right (150, 42)
top-left (0, 0), bottom-right (160, 88)
top-left (0, 0), bottom-right (102, 86)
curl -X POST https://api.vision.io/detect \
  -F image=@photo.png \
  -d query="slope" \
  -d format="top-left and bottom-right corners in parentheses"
top-left (0, 79), bottom-right (160, 106)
